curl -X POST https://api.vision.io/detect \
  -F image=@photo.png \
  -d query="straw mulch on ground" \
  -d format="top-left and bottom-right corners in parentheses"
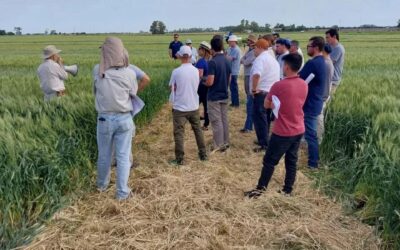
top-left (25, 83), bottom-right (380, 250)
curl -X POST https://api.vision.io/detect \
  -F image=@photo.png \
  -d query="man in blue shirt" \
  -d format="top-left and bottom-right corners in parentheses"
top-left (169, 33), bottom-right (183, 59)
top-left (299, 36), bottom-right (327, 169)
top-left (226, 35), bottom-right (242, 107)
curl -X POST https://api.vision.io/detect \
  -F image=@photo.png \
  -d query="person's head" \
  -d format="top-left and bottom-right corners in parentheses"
top-left (185, 39), bottom-right (193, 48)
top-left (254, 39), bottom-right (269, 57)
top-left (198, 41), bottom-right (211, 58)
top-left (176, 45), bottom-right (192, 63)
top-left (325, 28), bottom-right (339, 44)
top-left (275, 38), bottom-right (290, 55)
top-left (282, 53), bottom-right (303, 76)
top-left (322, 43), bottom-right (332, 57)
top-left (210, 35), bottom-right (224, 53)
top-left (227, 35), bottom-right (238, 47)
top-left (99, 36), bottom-right (129, 77)
top-left (289, 40), bottom-right (300, 54)
top-left (173, 33), bottom-right (179, 41)
top-left (262, 34), bottom-right (275, 46)
top-left (307, 36), bottom-right (325, 57)
top-left (42, 45), bottom-right (62, 61)
top-left (246, 34), bottom-right (257, 48)
top-left (272, 32), bottom-right (280, 40)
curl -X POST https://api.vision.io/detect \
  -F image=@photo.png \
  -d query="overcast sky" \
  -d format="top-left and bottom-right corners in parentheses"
top-left (1, 0), bottom-right (399, 33)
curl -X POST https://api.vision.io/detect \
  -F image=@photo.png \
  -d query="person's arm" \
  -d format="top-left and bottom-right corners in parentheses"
top-left (205, 60), bottom-right (216, 87)
top-left (198, 68), bottom-right (204, 78)
top-left (251, 74), bottom-right (260, 95)
top-left (168, 42), bottom-right (173, 59)
top-left (264, 87), bottom-right (274, 109)
top-left (206, 75), bottom-right (214, 87)
top-left (138, 74), bottom-right (150, 92)
top-left (52, 61), bottom-right (68, 81)
top-left (242, 50), bottom-right (255, 66)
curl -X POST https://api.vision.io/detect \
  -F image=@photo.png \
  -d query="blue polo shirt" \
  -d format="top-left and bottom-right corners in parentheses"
top-left (299, 55), bottom-right (326, 116)
top-left (207, 53), bottom-right (231, 101)
top-left (169, 41), bottom-right (183, 59)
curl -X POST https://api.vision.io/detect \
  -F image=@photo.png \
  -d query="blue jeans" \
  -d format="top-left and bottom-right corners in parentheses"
top-left (243, 94), bottom-right (253, 130)
top-left (96, 113), bottom-right (134, 200)
top-left (304, 114), bottom-right (319, 168)
top-left (230, 75), bottom-right (239, 106)
top-left (252, 92), bottom-right (272, 147)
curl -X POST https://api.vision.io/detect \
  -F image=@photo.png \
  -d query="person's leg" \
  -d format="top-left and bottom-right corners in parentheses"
top-left (96, 114), bottom-right (114, 191)
top-left (252, 93), bottom-right (268, 148)
top-left (203, 90), bottom-right (210, 128)
top-left (282, 134), bottom-right (303, 194)
top-left (220, 100), bottom-right (230, 146)
top-left (243, 94), bottom-right (254, 131)
top-left (317, 102), bottom-right (326, 144)
top-left (257, 134), bottom-right (291, 189)
top-left (304, 114), bottom-right (319, 168)
top-left (187, 110), bottom-right (207, 158)
top-left (208, 101), bottom-right (224, 148)
top-left (172, 110), bottom-right (187, 162)
top-left (113, 114), bottom-right (134, 200)
top-left (230, 75), bottom-right (239, 106)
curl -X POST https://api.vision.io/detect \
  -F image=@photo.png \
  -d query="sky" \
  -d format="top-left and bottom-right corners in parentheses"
top-left (1, 0), bottom-right (399, 34)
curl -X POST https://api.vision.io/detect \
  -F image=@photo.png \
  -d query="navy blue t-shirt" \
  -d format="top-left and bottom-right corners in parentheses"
top-left (207, 53), bottom-right (231, 101)
top-left (195, 58), bottom-right (208, 77)
top-left (299, 55), bottom-right (327, 116)
top-left (169, 41), bottom-right (183, 59)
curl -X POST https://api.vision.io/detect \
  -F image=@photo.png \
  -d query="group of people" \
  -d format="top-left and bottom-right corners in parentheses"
top-left (36, 28), bottom-right (344, 200)
top-left (167, 29), bottom-right (345, 198)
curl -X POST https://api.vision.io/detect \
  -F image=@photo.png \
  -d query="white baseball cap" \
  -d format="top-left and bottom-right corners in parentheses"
top-left (176, 45), bottom-right (192, 57)
top-left (185, 39), bottom-right (192, 44)
top-left (228, 35), bottom-right (238, 42)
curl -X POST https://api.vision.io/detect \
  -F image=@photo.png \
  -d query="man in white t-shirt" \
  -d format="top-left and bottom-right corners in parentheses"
top-left (250, 39), bottom-right (280, 152)
top-left (169, 45), bottom-right (207, 165)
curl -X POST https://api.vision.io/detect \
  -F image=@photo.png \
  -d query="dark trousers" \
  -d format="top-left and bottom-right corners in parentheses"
top-left (230, 75), bottom-right (240, 106)
top-left (198, 84), bottom-right (209, 127)
top-left (252, 92), bottom-right (272, 147)
top-left (173, 109), bottom-right (206, 161)
top-left (257, 133), bottom-right (303, 194)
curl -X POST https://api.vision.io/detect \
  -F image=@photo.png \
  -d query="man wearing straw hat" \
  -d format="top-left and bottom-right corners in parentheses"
top-left (93, 37), bottom-right (138, 200)
top-left (37, 45), bottom-right (68, 101)
top-left (226, 34), bottom-right (242, 107)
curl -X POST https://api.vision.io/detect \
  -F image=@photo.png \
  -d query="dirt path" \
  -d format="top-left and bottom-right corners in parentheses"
top-left (25, 81), bottom-right (380, 250)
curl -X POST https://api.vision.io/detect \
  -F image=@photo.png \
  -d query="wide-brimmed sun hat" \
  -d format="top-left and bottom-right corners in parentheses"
top-left (42, 45), bottom-right (61, 59)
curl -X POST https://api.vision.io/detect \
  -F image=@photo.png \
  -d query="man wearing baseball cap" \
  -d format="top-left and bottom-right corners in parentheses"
top-left (37, 45), bottom-right (69, 101)
top-left (275, 38), bottom-right (291, 79)
top-left (226, 35), bottom-right (242, 107)
top-left (185, 39), bottom-right (198, 65)
top-left (169, 45), bottom-right (207, 165)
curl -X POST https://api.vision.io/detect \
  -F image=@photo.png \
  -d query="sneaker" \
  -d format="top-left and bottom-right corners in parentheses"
top-left (229, 104), bottom-right (239, 108)
top-left (240, 128), bottom-right (252, 133)
top-left (244, 188), bottom-right (266, 199)
top-left (307, 166), bottom-right (319, 171)
top-left (253, 146), bottom-right (267, 153)
top-left (201, 126), bottom-right (209, 131)
top-left (169, 159), bottom-right (183, 166)
top-left (277, 189), bottom-right (292, 197)
top-left (253, 140), bottom-right (260, 146)
top-left (199, 154), bottom-right (208, 161)
top-left (200, 116), bottom-right (205, 120)
top-left (117, 191), bottom-right (133, 201)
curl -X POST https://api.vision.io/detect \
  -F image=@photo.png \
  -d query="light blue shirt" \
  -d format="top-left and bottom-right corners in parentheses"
top-left (227, 45), bottom-right (241, 76)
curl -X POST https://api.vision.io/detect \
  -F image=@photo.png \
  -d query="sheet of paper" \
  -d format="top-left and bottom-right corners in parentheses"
top-left (305, 73), bottom-right (315, 84)
top-left (272, 95), bottom-right (281, 119)
top-left (131, 95), bottom-right (145, 117)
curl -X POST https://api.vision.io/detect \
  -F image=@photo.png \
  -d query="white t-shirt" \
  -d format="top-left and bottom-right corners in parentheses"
top-left (249, 50), bottom-right (280, 93)
top-left (169, 63), bottom-right (200, 112)
top-left (190, 47), bottom-right (198, 64)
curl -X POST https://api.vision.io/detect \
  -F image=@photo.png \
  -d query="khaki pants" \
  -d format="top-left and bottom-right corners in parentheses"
top-left (173, 109), bottom-right (206, 161)
top-left (207, 99), bottom-right (229, 148)
top-left (317, 102), bottom-right (327, 144)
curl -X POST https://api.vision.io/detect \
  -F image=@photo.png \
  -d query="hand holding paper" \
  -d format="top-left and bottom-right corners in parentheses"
top-left (272, 95), bottom-right (281, 119)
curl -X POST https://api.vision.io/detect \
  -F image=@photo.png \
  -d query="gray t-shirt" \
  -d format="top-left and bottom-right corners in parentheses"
top-left (241, 48), bottom-right (256, 76)
top-left (330, 43), bottom-right (345, 84)
top-left (323, 57), bottom-right (334, 101)
top-left (128, 64), bottom-right (145, 81)
top-left (227, 45), bottom-right (241, 76)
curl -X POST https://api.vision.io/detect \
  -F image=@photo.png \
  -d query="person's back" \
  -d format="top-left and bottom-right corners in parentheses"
top-left (170, 63), bottom-right (200, 111)
top-left (330, 43), bottom-right (345, 83)
top-left (93, 65), bottom-right (137, 113)
top-left (300, 55), bottom-right (326, 116)
top-left (38, 60), bottom-right (68, 98)
top-left (323, 56), bottom-right (334, 101)
top-left (207, 53), bottom-right (231, 101)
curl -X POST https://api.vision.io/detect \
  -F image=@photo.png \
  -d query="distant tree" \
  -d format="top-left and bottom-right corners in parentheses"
top-left (0, 30), bottom-right (6, 35)
top-left (44, 29), bottom-right (49, 35)
top-left (398, 19), bottom-right (400, 28)
top-left (14, 27), bottom-right (22, 35)
top-left (50, 30), bottom-right (57, 35)
top-left (249, 21), bottom-right (260, 32)
top-left (150, 21), bottom-right (166, 34)
top-left (6, 32), bottom-right (15, 35)
top-left (264, 23), bottom-right (271, 32)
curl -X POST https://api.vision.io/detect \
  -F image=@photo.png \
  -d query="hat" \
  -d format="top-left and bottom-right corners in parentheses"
top-left (185, 39), bottom-right (192, 44)
top-left (176, 45), bottom-right (192, 57)
top-left (247, 34), bottom-right (257, 44)
top-left (324, 43), bottom-right (332, 54)
top-left (228, 35), bottom-right (238, 42)
top-left (255, 39), bottom-right (269, 50)
top-left (42, 45), bottom-right (61, 59)
top-left (276, 38), bottom-right (291, 49)
top-left (199, 41), bottom-right (211, 51)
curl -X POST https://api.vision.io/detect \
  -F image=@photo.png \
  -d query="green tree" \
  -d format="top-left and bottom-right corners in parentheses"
top-left (0, 30), bottom-right (6, 35)
top-left (150, 21), bottom-right (166, 34)
top-left (397, 19), bottom-right (400, 27)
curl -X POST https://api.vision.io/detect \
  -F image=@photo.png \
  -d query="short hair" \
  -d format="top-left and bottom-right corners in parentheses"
top-left (309, 36), bottom-right (325, 51)
top-left (272, 32), bottom-right (280, 38)
top-left (291, 40), bottom-right (299, 48)
top-left (276, 38), bottom-right (291, 50)
top-left (174, 33), bottom-right (179, 37)
top-left (282, 53), bottom-right (303, 72)
top-left (262, 34), bottom-right (274, 45)
top-left (325, 28), bottom-right (340, 41)
top-left (323, 43), bottom-right (332, 54)
top-left (255, 39), bottom-right (269, 50)
top-left (211, 36), bottom-right (224, 52)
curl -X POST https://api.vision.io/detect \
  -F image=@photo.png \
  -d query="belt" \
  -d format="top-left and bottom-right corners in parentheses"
top-left (254, 90), bottom-right (268, 96)
top-left (56, 90), bottom-right (65, 96)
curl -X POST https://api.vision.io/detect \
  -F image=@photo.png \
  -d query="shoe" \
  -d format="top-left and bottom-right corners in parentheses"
top-left (201, 126), bottom-right (208, 131)
top-left (244, 187), bottom-right (266, 199)
top-left (253, 140), bottom-right (260, 146)
top-left (200, 116), bottom-right (205, 120)
top-left (117, 191), bottom-right (133, 201)
top-left (307, 166), bottom-right (319, 171)
top-left (240, 128), bottom-right (252, 133)
top-left (199, 154), bottom-right (208, 161)
top-left (210, 144), bottom-right (229, 154)
top-left (229, 104), bottom-right (239, 108)
top-left (169, 159), bottom-right (183, 166)
top-left (277, 189), bottom-right (292, 197)
top-left (253, 146), bottom-right (267, 153)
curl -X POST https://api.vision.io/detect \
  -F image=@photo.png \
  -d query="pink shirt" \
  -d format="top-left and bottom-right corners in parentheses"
top-left (267, 76), bottom-right (308, 137)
